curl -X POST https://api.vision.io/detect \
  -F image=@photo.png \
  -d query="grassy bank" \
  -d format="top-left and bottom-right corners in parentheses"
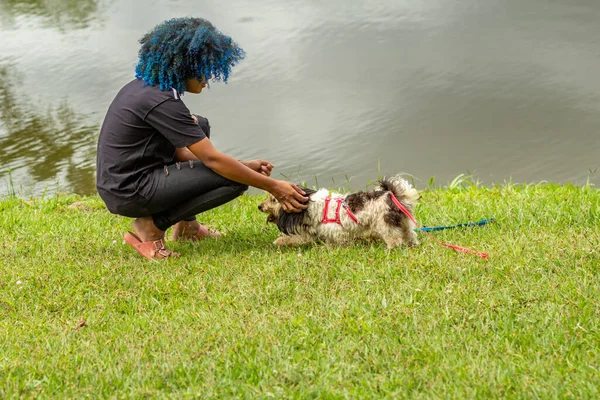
top-left (1, 183), bottom-right (599, 398)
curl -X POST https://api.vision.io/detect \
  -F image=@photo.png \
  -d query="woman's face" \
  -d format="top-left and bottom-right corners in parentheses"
top-left (186, 75), bottom-right (208, 94)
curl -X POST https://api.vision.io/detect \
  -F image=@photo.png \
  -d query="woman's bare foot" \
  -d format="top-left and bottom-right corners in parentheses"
top-left (171, 220), bottom-right (222, 241)
top-left (132, 216), bottom-right (165, 242)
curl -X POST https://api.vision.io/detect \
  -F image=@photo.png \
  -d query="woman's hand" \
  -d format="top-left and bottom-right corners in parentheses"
top-left (243, 160), bottom-right (306, 211)
top-left (270, 180), bottom-right (309, 213)
top-left (243, 159), bottom-right (274, 176)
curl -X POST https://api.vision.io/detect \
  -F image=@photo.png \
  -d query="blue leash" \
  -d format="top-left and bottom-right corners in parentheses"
top-left (415, 218), bottom-right (494, 232)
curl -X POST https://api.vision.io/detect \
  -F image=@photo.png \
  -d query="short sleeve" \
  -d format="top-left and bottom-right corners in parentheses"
top-left (144, 99), bottom-right (206, 148)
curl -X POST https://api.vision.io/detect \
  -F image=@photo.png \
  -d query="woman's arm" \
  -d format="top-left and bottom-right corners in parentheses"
top-left (174, 147), bottom-right (200, 162)
top-left (176, 149), bottom-right (273, 177)
top-left (188, 138), bottom-right (308, 212)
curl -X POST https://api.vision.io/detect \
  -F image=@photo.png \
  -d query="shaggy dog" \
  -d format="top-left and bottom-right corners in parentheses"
top-left (258, 175), bottom-right (420, 249)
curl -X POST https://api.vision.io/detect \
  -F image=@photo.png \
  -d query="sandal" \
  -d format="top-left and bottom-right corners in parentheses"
top-left (172, 223), bottom-right (223, 242)
top-left (123, 232), bottom-right (180, 260)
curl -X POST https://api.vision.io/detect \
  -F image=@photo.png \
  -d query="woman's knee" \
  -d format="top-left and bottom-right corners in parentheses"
top-left (232, 182), bottom-right (249, 196)
top-left (194, 115), bottom-right (210, 138)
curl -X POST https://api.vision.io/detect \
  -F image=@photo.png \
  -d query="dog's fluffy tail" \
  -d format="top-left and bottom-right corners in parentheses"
top-left (376, 175), bottom-right (420, 210)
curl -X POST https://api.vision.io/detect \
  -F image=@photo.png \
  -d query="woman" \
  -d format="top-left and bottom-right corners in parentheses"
top-left (96, 17), bottom-right (308, 260)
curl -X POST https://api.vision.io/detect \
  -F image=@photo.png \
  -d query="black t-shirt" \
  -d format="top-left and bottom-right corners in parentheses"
top-left (96, 79), bottom-right (206, 214)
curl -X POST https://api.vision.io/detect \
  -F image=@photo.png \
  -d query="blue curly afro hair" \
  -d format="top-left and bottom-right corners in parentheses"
top-left (135, 17), bottom-right (245, 94)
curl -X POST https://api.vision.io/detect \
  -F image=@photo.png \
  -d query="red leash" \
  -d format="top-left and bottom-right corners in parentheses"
top-left (389, 193), bottom-right (489, 259)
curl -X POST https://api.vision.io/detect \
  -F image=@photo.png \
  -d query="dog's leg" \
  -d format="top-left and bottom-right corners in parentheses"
top-left (273, 235), bottom-right (311, 247)
top-left (375, 225), bottom-right (403, 249)
top-left (381, 234), bottom-right (404, 250)
top-left (378, 226), bottom-right (418, 249)
top-left (402, 224), bottom-right (419, 247)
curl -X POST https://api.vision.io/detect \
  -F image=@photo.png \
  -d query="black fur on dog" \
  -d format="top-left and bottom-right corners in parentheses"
top-left (276, 187), bottom-right (317, 235)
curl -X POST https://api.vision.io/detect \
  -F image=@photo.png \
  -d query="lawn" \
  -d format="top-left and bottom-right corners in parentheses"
top-left (1, 182), bottom-right (599, 398)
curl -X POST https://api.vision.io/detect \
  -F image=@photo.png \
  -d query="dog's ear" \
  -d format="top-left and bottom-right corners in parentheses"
top-left (298, 186), bottom-right (317, 200)
top-left (276, 209), bottom-right (307, 235)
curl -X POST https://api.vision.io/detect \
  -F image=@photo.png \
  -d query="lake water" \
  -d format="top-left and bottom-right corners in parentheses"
top-left (1, 0), bottom-right (599, 197)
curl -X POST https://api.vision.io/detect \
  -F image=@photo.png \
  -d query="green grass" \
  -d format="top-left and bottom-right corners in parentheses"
top-left (1, 183), bottom-right (599, 398)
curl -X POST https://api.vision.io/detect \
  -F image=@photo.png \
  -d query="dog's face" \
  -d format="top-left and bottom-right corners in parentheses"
top-left (258, 194), bottom-right (282, 224)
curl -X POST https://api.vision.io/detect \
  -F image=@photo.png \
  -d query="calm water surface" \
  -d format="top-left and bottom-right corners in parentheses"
top-left (1, 0), bottom-right (599, 196)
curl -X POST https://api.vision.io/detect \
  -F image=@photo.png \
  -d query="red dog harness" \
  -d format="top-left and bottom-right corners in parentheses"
top-left (321, 197), bottom-right (359, 226)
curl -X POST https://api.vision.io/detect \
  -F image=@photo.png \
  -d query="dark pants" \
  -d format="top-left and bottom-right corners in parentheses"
top-left (144, 115), bottom-right (247, 231)
top-left (144, 160), bottom-right (248, 231)
top-left (99, 115), bottom-right (247, 228)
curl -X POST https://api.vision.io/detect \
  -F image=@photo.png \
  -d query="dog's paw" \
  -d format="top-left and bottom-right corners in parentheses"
top-left (407, 239), bottom-right (419, 247)
top-left (273, 235), bottom-right (310, 247)
top-left (273, 236), bottom-right (290, 246)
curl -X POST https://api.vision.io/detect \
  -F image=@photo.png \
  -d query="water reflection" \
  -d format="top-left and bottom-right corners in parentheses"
top-left (0, 0), bottom-right (599, 197)
top-left (0, 64), bottom-right (98, 195)
top-left (0, 0), bottom-right (101, 29)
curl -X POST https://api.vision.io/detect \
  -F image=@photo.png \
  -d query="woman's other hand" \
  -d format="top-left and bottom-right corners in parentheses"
top-left (244, 159), bottom-right (274, 176)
